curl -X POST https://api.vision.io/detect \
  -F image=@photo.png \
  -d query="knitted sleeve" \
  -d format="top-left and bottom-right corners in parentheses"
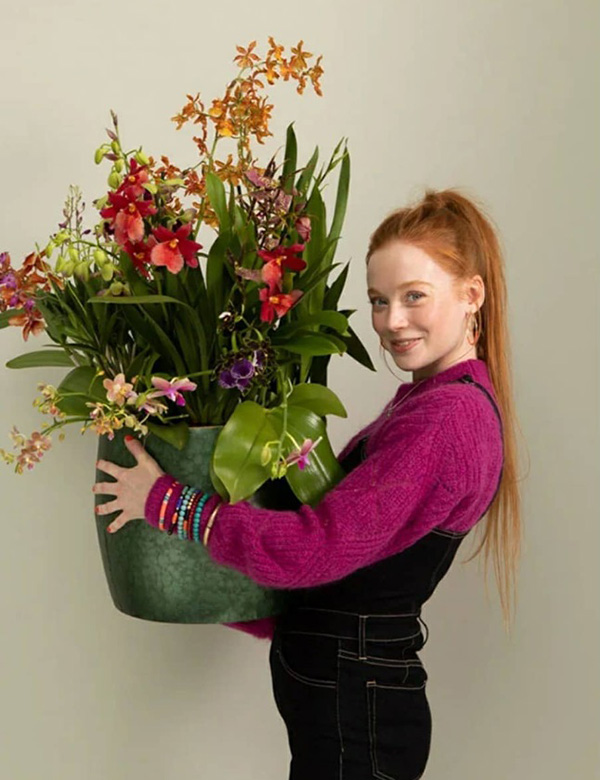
top-left (198, 393), bottom-right (472, 590)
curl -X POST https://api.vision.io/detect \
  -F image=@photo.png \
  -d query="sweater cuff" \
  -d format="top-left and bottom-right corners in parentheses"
top-left (144, 473), bottom-right (181, 528)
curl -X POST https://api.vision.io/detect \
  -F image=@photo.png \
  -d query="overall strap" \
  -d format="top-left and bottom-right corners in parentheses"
top-left (453, 373), bottom-right (503, 434)
top-left (453, 373), bottom-right (505, 510)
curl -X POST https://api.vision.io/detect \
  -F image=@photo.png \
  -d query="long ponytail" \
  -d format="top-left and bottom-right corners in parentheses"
top-left (366, 188), bottom-right (526, 635)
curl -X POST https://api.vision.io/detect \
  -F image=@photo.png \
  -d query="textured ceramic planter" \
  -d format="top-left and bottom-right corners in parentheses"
top-left (93, 426), bottom-right (296, 623)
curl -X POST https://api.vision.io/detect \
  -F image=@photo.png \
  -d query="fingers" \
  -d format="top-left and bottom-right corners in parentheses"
top-left (95, 499), bottom-right (121, 517)
top-left (107, 512), bottom-right (130, 534)
top-left (92, 481), bottom-right (118, 497)
top-left (96, 459), bottom-right (121, 478)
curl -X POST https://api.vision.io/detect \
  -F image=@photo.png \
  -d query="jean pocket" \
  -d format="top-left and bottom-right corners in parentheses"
top-left (366, 664), bottom-right (432, 780)
top-left (275, 631), bottom-right (338, 689)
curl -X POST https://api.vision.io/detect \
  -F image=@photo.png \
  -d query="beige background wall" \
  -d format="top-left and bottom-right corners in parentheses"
top-left (1, 1), bottom-right (598, 778)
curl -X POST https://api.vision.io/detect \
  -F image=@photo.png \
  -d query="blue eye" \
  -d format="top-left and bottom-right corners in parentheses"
top-left (369, 297), bottom-right (386, 306)
top-left (407, 292), bottom-right (424, 302)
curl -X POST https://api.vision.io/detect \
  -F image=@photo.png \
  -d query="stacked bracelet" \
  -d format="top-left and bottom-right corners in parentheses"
top-left (146, 475), bottom-right (223, 545)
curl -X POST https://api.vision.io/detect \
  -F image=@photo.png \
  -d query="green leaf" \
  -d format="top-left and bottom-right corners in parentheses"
top-left (87, 294), bottom-right (188, 306)
top-left (268, 406), bottom-right (345, 505)
top-left (287, 383), bottom-right (347, 418)
top-left (6, 349), bottom-right (75, 369)
top-left (276, 331), bottom-right (347, 357)
top-left (327, 148), bottom-right (350, 248)
top-left (281, 123), bottom-right (298, 193)
top-left (296, 146), bottom-right (319, 197)
top-left (205, 171), bottom-right (230, 232)
top-left (146, 421), bottom-right (190, 451)
top-left (274, 310), bottom-right (349, 339)
top-left (341, 325), bottom-right (376, 372)
top-left (212, 401), bottom-right (278, 503)
top-left (55, 366), bottom-right (106, 417)
top-left (0, 308), bottom-right (24, 329)
top-left (324, 262), bottom-right (350, 310)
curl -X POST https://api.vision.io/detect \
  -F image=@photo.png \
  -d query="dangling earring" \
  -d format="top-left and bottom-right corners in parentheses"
top-left (466, 309), bottom-right (482, 346)
top-left (379, 340), bottom-right (404, 379)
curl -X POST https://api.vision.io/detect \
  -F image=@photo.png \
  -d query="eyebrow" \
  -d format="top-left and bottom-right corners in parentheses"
top-left (367, 280), bottom-right (434, 294)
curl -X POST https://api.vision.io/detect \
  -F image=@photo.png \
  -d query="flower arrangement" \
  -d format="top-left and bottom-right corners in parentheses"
top-left (0, 38), bottom-right (374, 505)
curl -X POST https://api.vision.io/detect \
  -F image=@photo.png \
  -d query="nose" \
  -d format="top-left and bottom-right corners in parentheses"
top-left (385, 304), bottom-right (410, 333)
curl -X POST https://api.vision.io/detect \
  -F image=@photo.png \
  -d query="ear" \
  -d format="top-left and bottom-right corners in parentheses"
top-left (465, 274), bottom-right (485, 311)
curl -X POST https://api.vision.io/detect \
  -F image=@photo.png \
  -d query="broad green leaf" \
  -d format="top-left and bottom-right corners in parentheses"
top-left (276, 310), bottom-right (349, 339)
top-left (146, 421), bottom-right (190, 451)
top-left (205, 171), bottom-right (230, 232)
top-left (276, 331), bottom-right (347, 357)
top-left (212, 401), bottom-right (279, 503)
top-left (268, 406), bottom-right (345, 505)
top-left (6, 350), bottom-right (75, 369)
top-left (56, 366), bottom-right (106, 417)
top-left (87, 294), bottom-right (188, 306)
top-left (287, 383), bottom-right (347, 418)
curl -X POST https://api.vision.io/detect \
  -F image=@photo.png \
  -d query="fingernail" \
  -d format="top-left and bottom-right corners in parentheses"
top-left (125, 435), bottom-right (133, 442)
top-left (107, 526), bottom-right (113, 533)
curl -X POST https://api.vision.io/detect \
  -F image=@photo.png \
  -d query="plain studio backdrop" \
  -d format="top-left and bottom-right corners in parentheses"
top-left (0, 1), bottom-right (598, 778)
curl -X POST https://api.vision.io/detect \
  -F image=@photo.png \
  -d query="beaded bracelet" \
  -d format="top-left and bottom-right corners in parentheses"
top-left (184, 490), bottom-right (203, 539)
top-left (192, 493), bottom-right (210, 542)
top-left (177, 487), bottom-right (196, 539)
top-left (168, 485), bottom-right (191, 535)
top-left (158, 479), bottom-right (180, 531)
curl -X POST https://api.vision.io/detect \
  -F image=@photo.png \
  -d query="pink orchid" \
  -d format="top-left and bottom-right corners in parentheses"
top-left (285, 436), bottom-right (323, 471)
top-left (103, 372), bottom-right (135, 407)
top-left (148, 376), bottom-right (198, 407)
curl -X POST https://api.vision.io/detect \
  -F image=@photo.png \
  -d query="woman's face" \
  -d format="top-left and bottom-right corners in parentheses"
top-left (366, 240), bottom-right (484, 381)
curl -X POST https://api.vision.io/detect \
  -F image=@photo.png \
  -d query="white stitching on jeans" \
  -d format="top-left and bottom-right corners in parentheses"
top-left (336, 640), bottom-right (344, 779)
top-left (368, 684), bottom-right (396, 780)
top-left (276, 648), bottom-right (336, 688)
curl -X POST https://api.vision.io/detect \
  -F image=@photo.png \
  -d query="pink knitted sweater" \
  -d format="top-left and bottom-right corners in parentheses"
top-left (145, 358), bottom-right (504, 641)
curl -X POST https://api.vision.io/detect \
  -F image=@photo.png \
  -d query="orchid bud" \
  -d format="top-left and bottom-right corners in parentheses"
top-left (74, 261), bottom-right (90, 282)
top-left (67, 246), bottom-right (79, 262)
top-left (100, 263), bottom-right (114, 282)
top-left (54, 255), bottom-right (65, 273)
top-left (93, 248), bottom-right (108, 266)
top-left (44, 241), bottom-right (55, 257)
top-left (261, 444), bottom-right (272, 466)
top-left (94, 195), bottom-right (109, 210)
top-left (108, 171), bottom-right (121, 189)
top-left (135, 150), bottom-right (150, 166)
top-left (110, 140), bottom-right (120, 154)
top-left (109, 281), bottom-right (124, 295)
top-left (180, 208), bottom-right (197, 223)
top-left (94, 147), bottom-right (106, 165)
top-left (114, 158), bottom-right (124, 173)
top-left (55, 230), bottom-right (69, 245)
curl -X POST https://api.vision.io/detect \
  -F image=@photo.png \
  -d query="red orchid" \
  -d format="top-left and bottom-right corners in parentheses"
top-left (149, 224), bottom-right (203, 274)
top-left (259, 284), bottom-right (303, 323)
top-left (122, 238), bottom-right (155, 279)
top-left (100, 191), bottom-right (157, 246)
top-left (119, 158), bottom-right (150, 199)
top-left (257, 243), bottom-right (306, 289)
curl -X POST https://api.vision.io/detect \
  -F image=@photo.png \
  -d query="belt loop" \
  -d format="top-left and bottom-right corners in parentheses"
top-left (358, 615), bottom-right (367, 659)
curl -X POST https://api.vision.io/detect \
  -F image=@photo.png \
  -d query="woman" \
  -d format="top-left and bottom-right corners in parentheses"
top-left (93, 188), bottom-right (522, 780)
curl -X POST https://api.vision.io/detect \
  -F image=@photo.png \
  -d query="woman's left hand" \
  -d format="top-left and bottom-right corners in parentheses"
top-left (93, 435), bottom-right (165, 533)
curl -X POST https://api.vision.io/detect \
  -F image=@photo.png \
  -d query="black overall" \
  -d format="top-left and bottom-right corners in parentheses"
top-left (268, 374), bottom-right (503, 780)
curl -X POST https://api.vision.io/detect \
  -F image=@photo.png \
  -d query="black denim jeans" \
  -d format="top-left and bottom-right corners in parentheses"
top-left (269, 607), bottom-right (432, 780)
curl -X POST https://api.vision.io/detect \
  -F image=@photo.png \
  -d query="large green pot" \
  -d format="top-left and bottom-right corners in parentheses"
top-left (93, 426), bottom-right (296, 623)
